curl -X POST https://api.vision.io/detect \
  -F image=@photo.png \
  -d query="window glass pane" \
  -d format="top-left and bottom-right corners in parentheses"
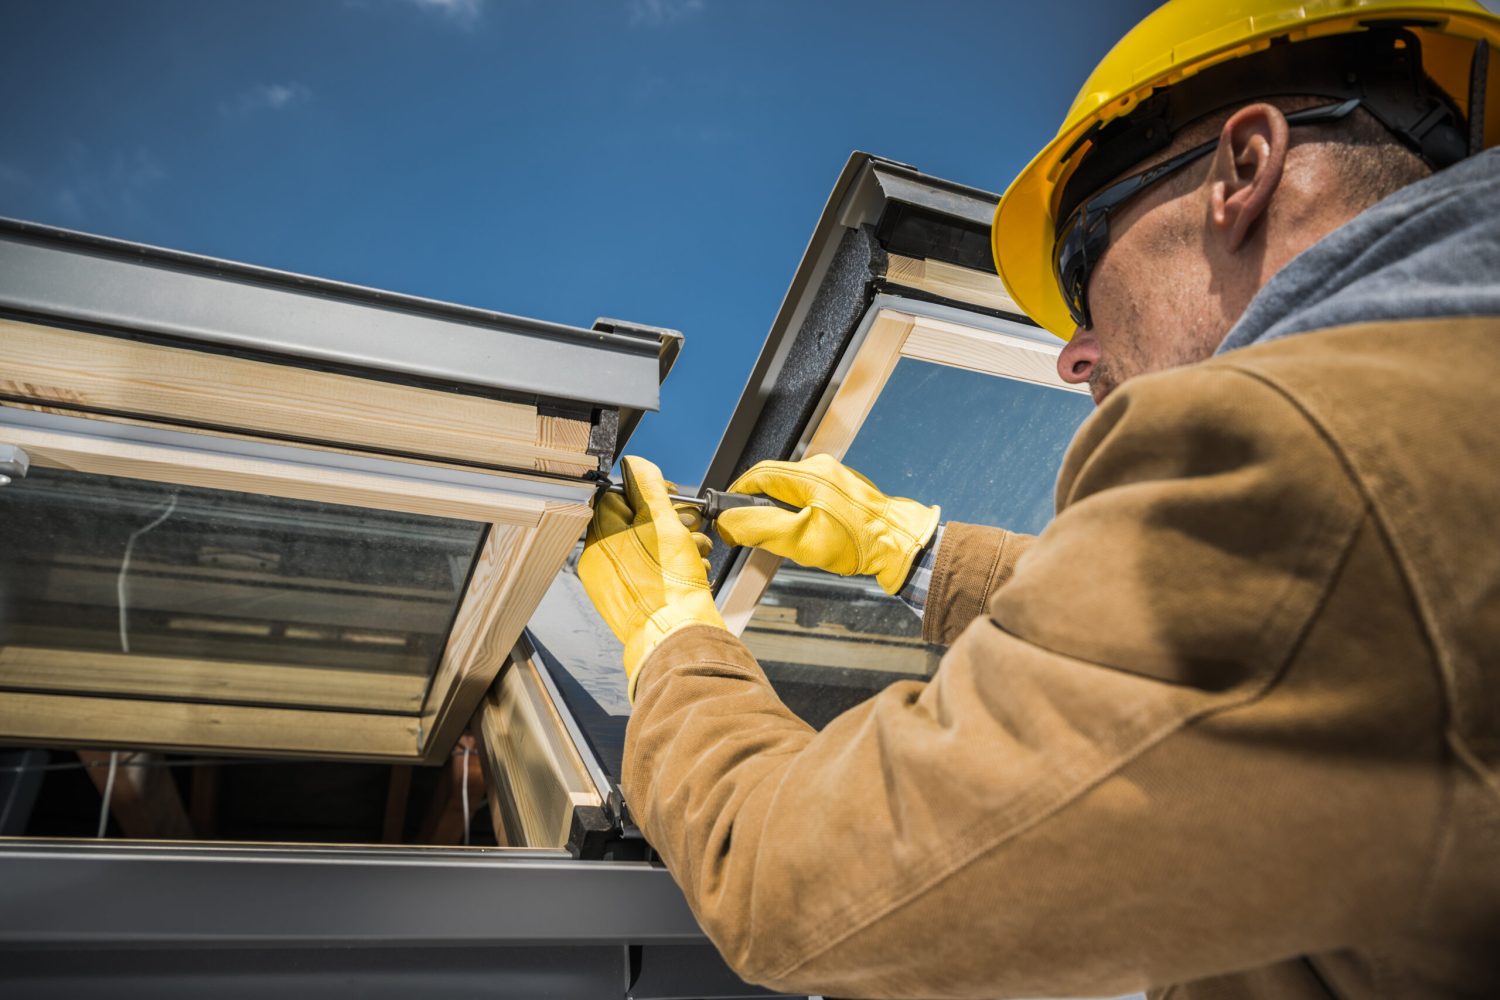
top-left (741, 358), bottom-right (1093, 728)
top-left (0, 467), bottom-right (485, 713)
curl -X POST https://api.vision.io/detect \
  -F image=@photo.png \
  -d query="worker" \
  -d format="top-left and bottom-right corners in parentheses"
top-left (579, 1), bottom-right (1500, 996)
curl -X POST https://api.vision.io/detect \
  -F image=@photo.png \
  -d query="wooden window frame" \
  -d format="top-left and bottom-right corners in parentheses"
top-left (475, 645), bottom-right (603, 849)
top-left (717, 302), bottom-right (1087, 633)
top-left (0, 409), bottom-right (592, 763)
top-left (0, 317), bottom-right (597, 476)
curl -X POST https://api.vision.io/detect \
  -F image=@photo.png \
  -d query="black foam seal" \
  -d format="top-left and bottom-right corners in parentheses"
top-left (707, 224), bottom-right (884, 579)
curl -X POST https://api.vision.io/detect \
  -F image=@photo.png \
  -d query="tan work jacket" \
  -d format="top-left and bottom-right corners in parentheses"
top-left (623, 318), bottom-right (1500, 999)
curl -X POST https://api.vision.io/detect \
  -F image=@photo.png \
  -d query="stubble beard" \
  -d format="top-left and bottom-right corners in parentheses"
top-left (1088, 327), bottom-right (1217, 404)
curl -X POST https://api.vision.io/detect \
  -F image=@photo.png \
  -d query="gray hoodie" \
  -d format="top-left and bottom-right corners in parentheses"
top-left (1217, 145), bottom-right (1500, 354)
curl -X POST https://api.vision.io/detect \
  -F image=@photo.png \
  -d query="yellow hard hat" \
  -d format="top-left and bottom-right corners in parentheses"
top-left (993, 0), bottom-right (1500, 340)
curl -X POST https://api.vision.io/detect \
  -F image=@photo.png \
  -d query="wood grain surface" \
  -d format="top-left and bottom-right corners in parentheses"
top-left (901, 315), bottom-right (1083, 392)
top-left (0, 645), bottom-right (428, 713)
top-left (0, 317), bottom-right (595, 471)
top-left (0, 422), bottom-right (552, 524)
top-left (421, 502), bottom-right (591, 759)
top-left (0, 691), bottom-right (422, 758)
top-left (477, 654), bottom-right (599, 848)
top-left (885, 254), bottom-right (1022, 316)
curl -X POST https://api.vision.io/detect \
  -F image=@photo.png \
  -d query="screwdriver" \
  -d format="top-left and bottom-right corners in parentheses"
top-left (602, 483), bottom-right (798, 524)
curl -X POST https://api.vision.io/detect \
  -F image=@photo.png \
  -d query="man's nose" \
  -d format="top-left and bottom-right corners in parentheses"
top-left (1057, 330), bottom-right (1099, 384)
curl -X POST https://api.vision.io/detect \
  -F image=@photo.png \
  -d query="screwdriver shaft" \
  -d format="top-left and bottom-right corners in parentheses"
top-left (603, 482), bottom-right (708, 508)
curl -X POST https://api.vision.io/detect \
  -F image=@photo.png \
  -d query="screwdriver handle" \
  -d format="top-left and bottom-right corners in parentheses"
top-left (698, 488), bottom-right (800, 522)
top-left (602, 483), bottom-right (799, 523)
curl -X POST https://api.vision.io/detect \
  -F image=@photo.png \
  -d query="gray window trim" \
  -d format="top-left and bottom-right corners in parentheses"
top-left (0, 218), bottom-right (675, 414)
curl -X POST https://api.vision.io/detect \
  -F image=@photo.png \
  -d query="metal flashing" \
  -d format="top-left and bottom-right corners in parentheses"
top-left (0, 218), bottom-right (674, 414)
top-left (0, 839), bottom-right (711, 948)
top-left (0, 841), bottom-right (784, 1000)
top-left (594, 316), bottom-right (685, 454)
top-left (860, 160), bottom-right (1000, 282)
top-left (865, 162), bottom-right (999, 229)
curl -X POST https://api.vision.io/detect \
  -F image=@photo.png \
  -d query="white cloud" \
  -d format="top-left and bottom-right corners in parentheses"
top-left (407, 0), bottom-right (483, 28)
top-left (629, 0), bottom-right (704, 27)
top-left (220, 82), bottom-right (312, 117)
top-left (260, 83), bottom-right (309, 109)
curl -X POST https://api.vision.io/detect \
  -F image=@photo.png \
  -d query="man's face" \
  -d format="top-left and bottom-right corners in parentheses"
top-left (1055, 180), bottom-right (1229, 405)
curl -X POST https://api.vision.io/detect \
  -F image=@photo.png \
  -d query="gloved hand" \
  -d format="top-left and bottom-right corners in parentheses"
top-left (577, 455), bottom-right (726, 700)
top-left (715, 453), bottom-right (940, 595)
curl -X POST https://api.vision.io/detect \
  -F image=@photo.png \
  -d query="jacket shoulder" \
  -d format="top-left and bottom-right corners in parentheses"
top-left (1004, 357), bottom-right (1368, 691)
top-left (1212, 317), bottom-right (1500, 766)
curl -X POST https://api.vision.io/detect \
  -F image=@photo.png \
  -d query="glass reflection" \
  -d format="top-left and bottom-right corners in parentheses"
top-left (0, 467), bottom-right (484, 712)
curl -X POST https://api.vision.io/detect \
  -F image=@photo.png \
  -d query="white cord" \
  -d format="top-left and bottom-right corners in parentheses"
top-left (117, 494), bottom-right (177, 654)
top-left (96, 751), bottom-right (119, 838)
top-left (460, 744), bottom-right (472, 846)
top-left (100, 494), bottom-right (177, 839)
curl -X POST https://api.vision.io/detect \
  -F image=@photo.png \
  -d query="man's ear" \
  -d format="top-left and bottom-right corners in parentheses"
top-left (1207, 103), bottom-right (1289, 252)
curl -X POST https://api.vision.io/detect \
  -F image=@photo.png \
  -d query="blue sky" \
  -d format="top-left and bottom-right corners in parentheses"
top-left (0, 0), bottom-right (1157, 484)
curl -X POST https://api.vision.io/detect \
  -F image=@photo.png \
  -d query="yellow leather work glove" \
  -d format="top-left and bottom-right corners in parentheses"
top-left (577, 455), bottom-right (726, 701)
top-left (715, 453), bottom-right (940, 595)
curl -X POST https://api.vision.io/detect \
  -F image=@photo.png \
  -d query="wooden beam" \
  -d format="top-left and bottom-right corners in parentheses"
top-left (0, 422), bottom-right (550, 525)
top-left (535, 415), bottom-right (594, 476)
top-left (3, 401), bottom-right (595, 485)
top-left (901, 314), bottom-right (1084, 392)
top-left (417, 734), bottom-right (485, 845)
top-left (0, 317), bottom-right (595, 472)
top-left (0, 646), bottom-right (428, 714)
top-left (420, 502), bottom-right (592, 760)
top-left (1, 692), bottom-right (421, 760)
top-left (476, 738), bottom-right (511, 847)
top-left (79, 750), bottom-right (195, 840)
top-left (885, 254), bottom-right (1022, 316)
top-left (382, 765), bottom-right (413, 843)
top-left (27, 565), bottom-right (454, 635)
top-left (475, 656), bottom-right (600, 849)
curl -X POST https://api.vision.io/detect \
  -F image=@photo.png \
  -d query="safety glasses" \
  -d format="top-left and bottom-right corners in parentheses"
top-left (1053, 98), bottom-right (1362, 330)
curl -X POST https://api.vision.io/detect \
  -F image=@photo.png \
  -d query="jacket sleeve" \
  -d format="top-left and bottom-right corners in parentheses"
top-left (621, 363), bottom-right (1446, 999)
top-left (921, 522), bottom-right (1036, 646)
